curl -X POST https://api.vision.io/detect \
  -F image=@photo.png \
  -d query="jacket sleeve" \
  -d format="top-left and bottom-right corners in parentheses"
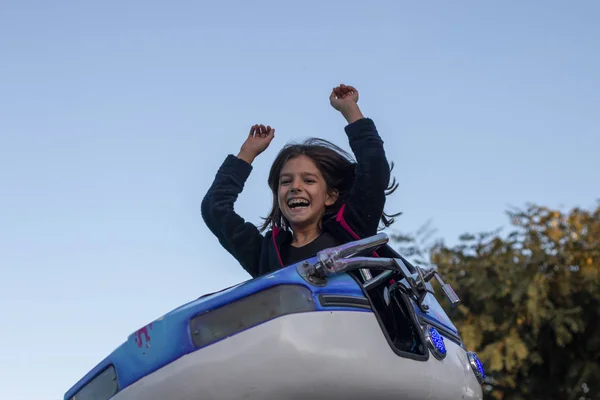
top-left (344, 117), bottom-right (392, 235)
top-left (201, 154), bottom-right (263, 277)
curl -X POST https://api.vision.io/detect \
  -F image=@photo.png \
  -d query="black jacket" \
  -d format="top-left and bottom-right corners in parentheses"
top-left (201, 117), bottom-right (400, 278)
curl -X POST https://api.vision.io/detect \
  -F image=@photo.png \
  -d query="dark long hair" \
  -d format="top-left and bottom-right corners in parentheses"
top-left (259, 138), bottom-right (400, 232)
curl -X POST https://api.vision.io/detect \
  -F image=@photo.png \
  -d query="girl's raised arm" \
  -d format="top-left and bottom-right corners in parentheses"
top-left (330, 85), bottom-right (392, 236)
top-left (201, 125), bottom-right (275, 278)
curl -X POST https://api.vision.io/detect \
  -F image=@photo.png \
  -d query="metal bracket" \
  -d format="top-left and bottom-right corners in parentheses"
top-left (417, 266), bottom-right (461, 308)
top-left (296, 261), bottom-right (327, 287)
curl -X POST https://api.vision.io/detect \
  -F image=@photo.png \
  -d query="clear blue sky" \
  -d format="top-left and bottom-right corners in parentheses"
top-left (1, 1), bottom-right (598, 398)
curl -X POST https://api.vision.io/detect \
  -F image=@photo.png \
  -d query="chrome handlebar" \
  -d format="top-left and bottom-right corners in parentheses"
top-left (309, 233), bottom-right (461, 311)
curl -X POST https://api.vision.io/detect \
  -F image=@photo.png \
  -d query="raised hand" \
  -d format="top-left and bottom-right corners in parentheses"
top-left (329, 84), bottom-right (359, 110)
top-left (329, 84), bottom-right (364, 123)
top-left (237, 124), bottom-right (275, 164)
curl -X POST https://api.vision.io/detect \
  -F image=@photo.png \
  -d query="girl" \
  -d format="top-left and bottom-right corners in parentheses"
top-left (201, 84), bottom-right (399, 278)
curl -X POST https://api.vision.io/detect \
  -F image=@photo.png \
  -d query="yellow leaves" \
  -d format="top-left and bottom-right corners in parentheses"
top-left (524, 273), bottom-right (552, 335)
top-left (478, 314), bottom-right (496, 331)
top-left (551, 308), bottom-right (583, 347)
top-left (567, 211), bottom-right (583, 233)
top-left (500, 375), bottom-right (517, 390)
top-left (526, 281), bottom-right (543, 335)
top-left (489, 346), bottom-right (504, 372)
top-left (479, 328), bottom-right (529, 375)
top-left (554, 324), bottom-right (572, 347)
top-left (491, 391), bottom-right (504, 400)
top-left (546, 225), bottom-right (562, 243)
top-left (456, 304), bottom-right (471, 317)
top-left (580, 256), bottom-right (599, 282)
top-left (459, 322), bottom-right (483, 350)
top-left (457, 312), bottom-right (497, 350)
top-left (480, 342), bottom-right (504, 372)
top-left (504, 328), bottom-right (529, 371)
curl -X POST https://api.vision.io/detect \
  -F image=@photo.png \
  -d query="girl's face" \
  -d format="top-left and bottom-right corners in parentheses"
top-left (277, 155), bottom-right (338, 231)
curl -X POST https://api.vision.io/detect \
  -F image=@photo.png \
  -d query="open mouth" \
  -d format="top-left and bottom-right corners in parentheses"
top-left (287, 198), bottom-right (310, 210)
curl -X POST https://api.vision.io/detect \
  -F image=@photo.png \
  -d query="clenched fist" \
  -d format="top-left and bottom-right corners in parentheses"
top-left (330, 84), bottom-right (364, 124)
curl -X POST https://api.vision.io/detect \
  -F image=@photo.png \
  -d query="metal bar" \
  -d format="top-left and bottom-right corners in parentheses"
top-left (315, 256), bottom-right (398, 278)
top-left (317, 232), bottom-right (389, 262)
top-left (363, 270), bottom-right (393, 290)
top-left (359, 269), bottom-right (373, 282)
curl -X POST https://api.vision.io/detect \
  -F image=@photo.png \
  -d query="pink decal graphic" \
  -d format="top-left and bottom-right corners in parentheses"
top-left (272, 226), bottom-right (284, 267)
top-left (134, 323), bottom-right (153, 348)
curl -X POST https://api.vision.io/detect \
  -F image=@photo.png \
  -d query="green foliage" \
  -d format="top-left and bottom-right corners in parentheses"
top-left (392, 202), bottom-right (600, 399)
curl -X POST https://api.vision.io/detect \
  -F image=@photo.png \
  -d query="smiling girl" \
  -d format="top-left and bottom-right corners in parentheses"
top-left (201, 84), bottom-right (398, 278)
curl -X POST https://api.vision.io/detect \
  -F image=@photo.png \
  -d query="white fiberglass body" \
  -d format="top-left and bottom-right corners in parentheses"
top-left (113, 311), bottom-right (483, 400)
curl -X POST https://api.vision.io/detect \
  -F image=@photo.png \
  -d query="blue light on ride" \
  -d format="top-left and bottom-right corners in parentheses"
top-left (467, 351), bottom-right (486, 384)
top-left (424, 325), bottom-right (446, 360)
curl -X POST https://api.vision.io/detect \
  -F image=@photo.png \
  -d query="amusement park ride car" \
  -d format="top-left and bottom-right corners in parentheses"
top-left (65, 232), bottom-right (486, 399)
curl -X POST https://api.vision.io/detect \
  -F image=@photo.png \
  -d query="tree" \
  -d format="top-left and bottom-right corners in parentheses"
top-left (392, 202), bottom-right (600, 399)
